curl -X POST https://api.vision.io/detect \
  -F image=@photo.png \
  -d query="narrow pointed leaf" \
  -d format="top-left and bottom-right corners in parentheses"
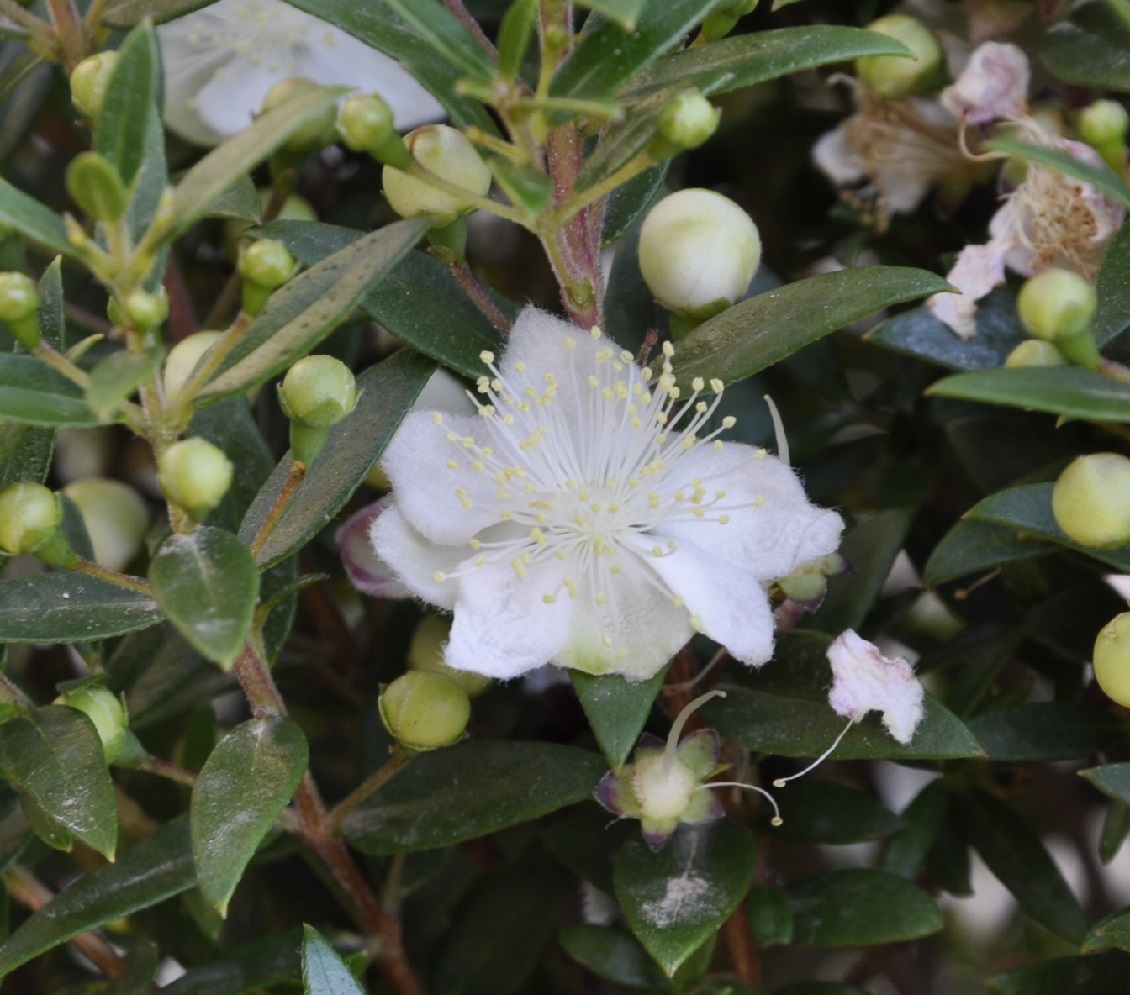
top-left (991, 952), bottom-right (1130, 994)
top-left (0, 178), bottom-right (71, 256)
top-left (0, 354), bottom-right (101, 426)
top-left (192, 716), bottom-right (308, 912)
top-left (302, 926), bottom-right (364, 995)
top-left (0, 571), bottom-right (161, 642)
top-left (578, 0), bottom-right (646, 29)
top-left (928, 366), bottom-right (1130, 421)
top-left (149, 527), bottom-right (260, 667)
top-left (94, 21), bottom-right (161, 188)
top-left (984, 136), bottom-right (1130, 209)
top-left (571, 665), bottom-right (667, 770)
top-left (1042, 2), bottom-right (1130, 93)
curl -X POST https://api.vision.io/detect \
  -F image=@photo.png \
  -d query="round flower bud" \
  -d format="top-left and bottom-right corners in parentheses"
top-left (157, 438), bottom-right (234, 517)
top-left (279, 355), bottom-right (358, 428)
top-left (1094, 612), bottom-right (1130, 706)
top-left (57, 685), bottom-right (129, 762)
top-left (1052, 453), bottom-right (1130, 547)
top-left (382, 124), bottom-right (492, 223)
top-left (62, 478), bottom-right (149, 572)
top-left (0, 482), bottom-right (62, 555)
top-left (0, 272), bottom-right (40, 322)
top-left (631, 753), bottom-right (697, 823)
top-left (337, 93), bottom-right (395, 153)
top-left (856, 15), bottom-right (944, 100)
top-left (261, 77), bottom-right (338, 151)
top-left (408, 615), bottom-right (491, 697)
top-left (70, 51), bottom-right (119, 120)
top-left (638, 188), bottom-right (760, 319)
top-left (1004, 339), bottom-right (1068, 368)
top-left (378, 671), bottom-right (471, 750)
top-left (122, 287), bottom-right (169, 331)
top-left (657, 89), bottom-right (720, 151)
top-left (1016, 269), bottom-right (1097, 341)
top-left (238, 239), bottom-right (298, 290)
top-left (164, 331), bottom-right (223, 398)
top-left (1079, 100), bottom-right (1128, 154)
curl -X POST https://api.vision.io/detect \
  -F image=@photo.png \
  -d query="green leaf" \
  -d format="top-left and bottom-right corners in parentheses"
top-left (149, 527), bottom-right (261, 667)
top-left (966, 483), bottom-right (1130, 572)
top-left (199, 220), bottom-right (426, 400)
top-left (866, 288), bottom-right (1025, 370)
top-left (1085, 909), bottom-right (1130, 954)
top-left (577, 0), bottom-right (646, 30)
top-left (0, 706), bottom-right (116, 858)
top-left (968, 703), bottom-right (1122, 761)
top-left (169, 85), bottom-right (347, 236)
top-left (924, 519), bottom-right (1053, 585)
top-left (367, 0), bottom-right (494, 80)
top-left (94, 21), bottom-right (161, 189)
top-left (0, 817), bottom-right (195, 978)
top-left (884, 780), bottom-right (948, 880)
top-left (774, 779), bottom-right (902, 844)
top-left (239, 348), bottom-right (435, 567)
top-left (614, 820), bottom-right (756, 977)
top-left (559, 924), bottom-right (668, 989)
top-left (159, 929), bottom-right (303, 995)
top-left (746, 884), bottom-right (794, 947)
top-left (101, 0), bottom-right (212, 27)
top-left (302, 926), bottom-right (364, 995)
top-left (672, 267), bottom-right (950, 385)
top-left (990, 952), bottom-right (1130, 995)
top-left (1096, 221), bottom-right (1130, 345)
top-left (0, 571), bottom-right (161, 642)
top-left (984, 135), bottom-right (1130, 210)
top-left (929, 366), bottom-right (1130, 421)
top-left (541, 803), bottom-right (635, 895)
top-left (571, 665), bottom-right (667, 770)
top-left (1042, 2), bottom-right (1130, 93)
top-left (0, 354), bottom-right (101, 426)
top-left (786, 868), bottom-right (941, 947)
top-left (104, 936), bottom-right (159, 995)
top-left (553, 0), bottom-right (729, 101)
top-left (37, 254), bottom-right (65, 348)
top-left (254, 220), bottom-right (509, 378)
top-left (343, 741), bottom-right (606, 854)
top-left (1082, 762), bottom-right (1130, 805)
top-left (192, 716), bottom-right (307, 912)
top-left (0, 178), bottom-right (71, 257)
top-left (957, 789), bottom-right (1087, 943)
top-left (86, 346), bottom-right (164, 421)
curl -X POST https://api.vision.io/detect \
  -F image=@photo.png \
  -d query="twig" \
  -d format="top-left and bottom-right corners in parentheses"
top-left (444, 258), bottom-right (512, 334)
top-left (249, 461), bottom-right (307, 559)
top-left (328, 751), bottom-right (411, 833)
top-left (441, 0), bottom-right (499, 61)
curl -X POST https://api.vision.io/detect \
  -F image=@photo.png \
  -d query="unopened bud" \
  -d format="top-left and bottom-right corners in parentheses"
top-left (279, 355), bottom-right (357, 428)
top-left (656, 89), bottom-right (720, 151)
top-left (1004, 339), bottom-right (1067, 367)
top-left (62, 478), bottom-right (149, 572)
top-left (1052, 453), bottom-right (1130, 547)
top-left (157, 438), bottom-right (233, 518)
top-left (337, 93), bottom-right (395, 154)
top-left (701, 0), bottom-right (757, 42)
top-left (0, 482), bottom-right (65, 557)
top-left (0, 271), bottom-right (41, 349)
top-left (383, 124), bottom-right (492, 225)
top-left (1017, 269), bottom-right (1096, 341)
top-left (239, 239), bottom-right (298, 316)
top-left (57, 685), bottom-right (129, 762)
top-left (379, 671), bottom-right (471, 751)
top-left (66, 151), bottom-right (128, 223)
top-left (1094, 612), bottom-right (1130, 706)
top-left (408, 615), bottom-right (491, 697)
top-left (857, 15), bottom-right (944, 100)
top-left (122, 287), bottom-right (169, 331)
top-left (638, 188), bottom-right (760, 319)
top-left (1079, 99), bottom-right (1128, 170)
top-left (164, 331), bottom-right (223, 398)
top-left (70, 51), bottom-right (119, 120)
top-left (261, 77), bottom-right (338, 151)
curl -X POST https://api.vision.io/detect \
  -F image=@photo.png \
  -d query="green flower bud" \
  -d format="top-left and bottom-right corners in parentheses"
top-left (1052, 453), bottom-right (1130, 547)
top-left (164, 331), bottom-right (223, 399)
top-left (638, 188), bottom-right (761, 320)
top-left (70, 51), bottom-right (119, 121)
top-left (57, 685), bottom-right (129, 762)
top-left (337, 93), bottom-right (395, 153)
top-left (122, 287), bottom-right (169, 331)
top-left (279, 355), bottom-right (358, 428)
top-left (62, 478), bottom-right (149, 572)
top-left (1094, 612), bottom-right (1130, 706)
top-left (0, 271), bottom-right (41, 349)
top-left (1079, 99), bottom-right (1128, 170)
top-left (856, 15), bottom-right (944, 100)
top-left (656, 89), bottom-right (720, 151)
top-left (379, 671), bottom-right (471, 751)
top-left (0, 482), bottom-right (64, 556)
top-left (66, 151), bottom-right (128, 223)
top-left (383, 125), bottom-right (492, 225)
top-left (1004, 339), bottom-right (1068, 368)
top-left (157, 438), bottom-right (234, 518)
top-left (238, 239), bottom-right (298, 290)
top-left (408, 615), bottom-right (491, 697)
top-left (261, 77), bottom-right (338, 151)
top-left (1017, 269), bottom-right (1097, 341)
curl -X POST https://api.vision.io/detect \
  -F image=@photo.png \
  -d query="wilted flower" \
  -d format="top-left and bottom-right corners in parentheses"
top-left (939, 41), bottom-right (1028, 125)
top-left (157, 0), bottom-right (443, 146)
top-left (371, 307), bottom-right (843, 681)
top-left (826, 630), bottom-right (924, 745)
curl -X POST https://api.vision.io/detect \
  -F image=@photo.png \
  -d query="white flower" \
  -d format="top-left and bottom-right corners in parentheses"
top-left (826, 630), bottom-right (924, 745)
top-left (157, 0), bottom-right (443, 146)
top-left (940, 41), bottom-right (1029, 124)
top-left (371, 307), bottom-right (843, 681)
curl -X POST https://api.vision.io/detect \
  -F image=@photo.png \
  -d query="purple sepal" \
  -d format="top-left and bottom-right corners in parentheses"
top-left (337, 498), bottom-right (411, 599)
top-left (594, 771), bottom-right (625, 816)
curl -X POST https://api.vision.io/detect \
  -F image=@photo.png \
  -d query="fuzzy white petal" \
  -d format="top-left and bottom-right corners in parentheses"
top-left (369, 504), bottom-right (462, 609)
top-left (928, 240), bottom-right (1010, 339)
top-left (940, 41), bottom-right (1029, 124)
top-left (827, 630), bottom-right (924, 745)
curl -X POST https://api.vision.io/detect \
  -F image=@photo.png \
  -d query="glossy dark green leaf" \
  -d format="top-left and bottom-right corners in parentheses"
top-left (968, 703), bottom-right (1122, 761)
top-left (672, 267), bottom-right (950, 385)
top-left (160, 929), bottom-right (303, 995)
top-left (0, 571), bottom-right (161, 642)
top-left (775, 779), bottom-right (902, 844)
top-left (104, 936), bottom-right (159, 995)
top-left (0, 178), bottom-right (71, 257)
top-left (967, 483), bottom-right (1130, 571)
top-left (149, 527), bottom-right (260, 667)
top-left (86, 346), bottom-right (164, 421)
top-left (990, 952), bottom-right (1130, 995)
top-left (1101, 800), bottom-right (1130, 865)
top-left (239, 348), bottom-right (435, 568)
top-left (1085, 909), bottom-right (1130, 954)
top-left (603, 165), bottom-right (666, 246)
top-left (0, 706), bottom-right (116, 858)
top-left (0, 354), bottom-right (101, 426)
top-left (571, 665), bottom-right (667, 770)
top-left (787, 868), bottom-right (941, 947)
top-left (923, 625), bottom-right (1022, 719)
top-left (746, 884), bottom-right (794, 947)
top-left (883, 780), bottom-right (948, 880)
top-left (344, 741), bottom-right (605, 854)
top-left (1096, 222), bottom-right (1130, 345)
top-left (1082, 763), bottom-right (1130, 805)
top-left (101, 0), bottom-right (211, 26)
top-left (301, 925), bottom-right (364, 995)
top-left (541, 803), bottom-right (635, 896)
top-left (867, 288), bottom-right (1025, 370)
top-left (192, 716), bottom-right (308, 912)
top-left (360, 0), bottom-right (494, 80)
top-left (0, 817), bottom-right (195, 977)
top-left (929, 366), bottom-right (1130, 421)
top-left (984, 136), bottom-right (1130, 209)
top-left (94, 21), bottom-right (161, 189)
top-left (200, 220), bottom-right (425, 400)
top-left (559, 924), bottom-right (667, 988)
top-left (957, 789), bottom-right (1086, 943)
top-left (37, 254), bottom-right (64, 348)
top-left (1042, 2), bottom-right (1130, 93)
top-left (924, 519), bottom-right (1052, 585)
top-left (614, 820), bottom-right (755, 977)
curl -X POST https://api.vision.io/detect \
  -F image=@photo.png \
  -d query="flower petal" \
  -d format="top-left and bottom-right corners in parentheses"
top-left (940, 41), bottom-right (1029, 124)
top-left (338, 497), bottom-right (411, 598)
top-left (928, 238), bottom-right (1010, 339)
top-left (369, 503), bottom-right (464, 609)
top-left (826, 630), bottom-right (925, 745)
